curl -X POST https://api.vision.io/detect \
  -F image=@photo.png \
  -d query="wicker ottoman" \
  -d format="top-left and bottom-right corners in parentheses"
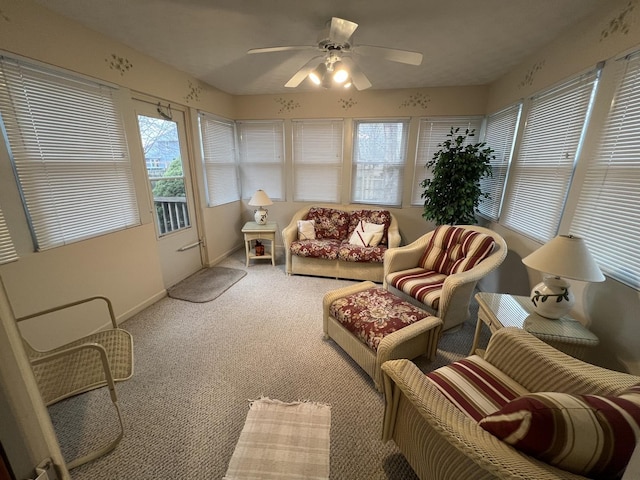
top-left (323, 281), bottom-right (443, 392)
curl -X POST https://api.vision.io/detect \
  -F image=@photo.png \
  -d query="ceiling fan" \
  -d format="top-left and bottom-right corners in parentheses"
top-left (247, 17), bottom-right (423, 91)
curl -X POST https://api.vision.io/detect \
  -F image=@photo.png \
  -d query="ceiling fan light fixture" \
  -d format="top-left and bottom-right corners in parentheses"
top-left (332, 61), bottom-right (349, 83)
top-left (309, 63), bottom-right (327, 85)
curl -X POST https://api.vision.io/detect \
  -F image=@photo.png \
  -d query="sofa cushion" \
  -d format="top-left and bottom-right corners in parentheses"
top-left (306, 207), bottom-right (350, 240)
top-left (338, 243), bottom-right (387, 263)
top-left (478, 388), bottom-right (640, 479)
top-left (419, 225), bottom-right (495, 275)
top-left (386, 267), bottom-right (447, 310)
top-left (297, 219), bottom-right (316, 240)
top-left (348, 209), bottom-right (392, 245)
top-left (289, 239), bottom-right (342, 260)
top-left (426, 356), bottom-right (528, 422)
top-left (329, 287), bottom-right (431, 351)
top-left (348, 221), bottom-right (385, 247)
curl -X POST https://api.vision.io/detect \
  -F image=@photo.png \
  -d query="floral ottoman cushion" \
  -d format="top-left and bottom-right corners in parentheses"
top-left (329, 287), bottom-right (431, 351)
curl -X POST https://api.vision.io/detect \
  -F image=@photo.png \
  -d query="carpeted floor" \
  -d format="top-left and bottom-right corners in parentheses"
top-left (49, 249), bottom-right (490, 480)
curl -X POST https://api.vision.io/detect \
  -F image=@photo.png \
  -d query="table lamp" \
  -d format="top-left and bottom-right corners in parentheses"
top-left (521, 234), bottom-right (605, 319)
top-left (248, 189), bottom-right (273, 225)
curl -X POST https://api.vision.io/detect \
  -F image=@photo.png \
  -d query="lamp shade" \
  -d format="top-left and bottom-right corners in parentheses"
top-left (522, 235), bottom-right (605, 282)
top-left (248, 189), bottom-right (273, 207)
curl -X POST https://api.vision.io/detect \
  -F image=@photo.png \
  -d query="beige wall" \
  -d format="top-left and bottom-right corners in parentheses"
top-left (483, 0), bottom-right (640, 374)
top-left (0, 0), bottom-right (638, 367)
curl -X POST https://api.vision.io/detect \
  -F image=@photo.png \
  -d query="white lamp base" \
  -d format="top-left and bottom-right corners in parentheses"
top-left (529, 276), bottom-right (574, 319)
top-left (254, 208), bottom-right (268, 225)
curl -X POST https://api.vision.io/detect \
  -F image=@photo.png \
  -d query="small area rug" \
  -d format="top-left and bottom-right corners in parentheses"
top-left (167, 267), bottom-right (246, 303)
top-left (224, 398), bottom-right (331, 480)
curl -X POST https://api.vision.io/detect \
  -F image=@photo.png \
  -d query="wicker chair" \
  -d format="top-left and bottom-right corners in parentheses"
top-left (383, 225), bottom-right (507, 331)
top-left (16, 296), bottom-right (133, 469)
top-left (381, 328), bottom-right (640, 479)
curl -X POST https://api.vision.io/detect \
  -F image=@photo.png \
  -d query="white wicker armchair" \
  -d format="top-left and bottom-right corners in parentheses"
top-left (383, 225), bottom-right (507, 331)
top-left (16, 296), bottom-right (133, 469)
top-left (382, 328), bottom-right (640, 480)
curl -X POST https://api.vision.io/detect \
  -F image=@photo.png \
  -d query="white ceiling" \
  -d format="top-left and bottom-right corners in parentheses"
top-left (36, 0), bottom-right (603, 96)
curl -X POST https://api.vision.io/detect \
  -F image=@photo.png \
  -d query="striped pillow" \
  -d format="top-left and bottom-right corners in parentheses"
top-left (419, 225), bottom-right (495, 275)
top-left (479, 389), bottom-right (640, 478)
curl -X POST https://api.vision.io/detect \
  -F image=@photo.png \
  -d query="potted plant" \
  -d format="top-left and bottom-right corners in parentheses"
top-left (420, 127), bottom-right (494, 226)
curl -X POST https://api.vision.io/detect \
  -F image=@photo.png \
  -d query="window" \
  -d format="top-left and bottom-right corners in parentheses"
top-left (0, 204), bottom-right (17, 264)
top-left (199, 113), bottom-right (240, 207)
top-left (570, 53), bottom-right (640, 289)
top-left (352, 120), bottom-right (409, 206)
top-left (501, 67), bottom-right (601, 242)
top-left (292, 119), bottom-right (343, 203)
top-left (478, 105), bottom-right (521, 220)
top-left (411, 116), bottom-right (483, 206)
top-left (237, 120), bottom-right (284, 201)
top-left (0, 55), bottom-right (140, 251)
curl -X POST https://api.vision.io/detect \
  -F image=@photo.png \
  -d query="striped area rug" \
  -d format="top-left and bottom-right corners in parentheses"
top-left (224, 398), bottom-right (331, 480)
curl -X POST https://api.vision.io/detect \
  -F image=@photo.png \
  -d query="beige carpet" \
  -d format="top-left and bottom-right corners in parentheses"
top-left (224, 398), bottom-right (330, 480)
top-left (48, 249), bottom-right (489, 479)
top-left (167, 266), bottom-right (246, 303)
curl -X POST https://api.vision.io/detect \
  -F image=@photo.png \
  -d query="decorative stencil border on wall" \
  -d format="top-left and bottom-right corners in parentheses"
top-left (275, 97), bottom-right (301, 114)
top-left (519, 60), bottom-right (545, 88)
top-left (399, 92), bottom-right (431, 110)
top-left (185, 81), bottom-right (202, 103)
top-left (601, 0), bottom-right (636, 41)
top-left (339, 98), bottom-right (357, 110)
top-left (106, 54), bottom-right (133, 76)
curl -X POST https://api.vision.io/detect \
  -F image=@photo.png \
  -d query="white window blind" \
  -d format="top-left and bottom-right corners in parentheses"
top-left (292, 119), bottom-right (343, 203)
top-left (411, 116), bottom-right (483, 206)
top-left (501, 68), bottom-right (600, 242)
top-left (199, 113), bottom-right (240, 207)
top-left (352, 120), bottom-right (409, 206)
top-left (237, 120), bottom-right (284, 201)
top-left (0, 205), bottom-right (17, 264)
top-left (570, 53), bottom-right (640, 289)
top-left (0, 55), bottom-right (140, 251)
top-left (478, 105), bottom-right (521, 220)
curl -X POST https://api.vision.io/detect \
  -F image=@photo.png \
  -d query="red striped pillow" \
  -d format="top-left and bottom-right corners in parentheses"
top-left (479, 390), bottom-right (640, 478)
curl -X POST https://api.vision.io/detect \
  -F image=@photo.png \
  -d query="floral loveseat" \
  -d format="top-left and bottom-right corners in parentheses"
top-left (282, 204), bottom-right (401, 282)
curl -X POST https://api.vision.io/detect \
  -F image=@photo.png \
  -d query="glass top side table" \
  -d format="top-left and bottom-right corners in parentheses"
top-left (471, 292), bottom-right (599, 359)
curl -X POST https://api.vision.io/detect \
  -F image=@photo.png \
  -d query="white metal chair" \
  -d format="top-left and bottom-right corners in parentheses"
top-left (16, 296), bottom-right (133, 469)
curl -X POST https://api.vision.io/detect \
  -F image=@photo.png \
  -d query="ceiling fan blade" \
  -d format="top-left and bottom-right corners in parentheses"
top-left (342, 57), bottom-right (371, 90)
top-left (328, 17), bottom-right (358, 44)
top-left (248, 45), bottom-right (316, 55)
top-left (284, 56), bottom-right (324, 88)
top-left (355, 45), bottom-right (423, 66)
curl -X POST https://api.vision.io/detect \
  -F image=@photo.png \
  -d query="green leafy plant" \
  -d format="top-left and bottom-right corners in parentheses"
top-left (420, 127), bottom-right (494, 226)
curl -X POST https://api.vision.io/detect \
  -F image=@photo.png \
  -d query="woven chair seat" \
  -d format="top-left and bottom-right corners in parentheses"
top-left (17, 295), bottom-right (134, 470)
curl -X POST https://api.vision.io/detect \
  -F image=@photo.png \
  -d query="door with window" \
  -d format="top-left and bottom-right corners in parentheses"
top-left (135, 100), bottom-right (202, 288)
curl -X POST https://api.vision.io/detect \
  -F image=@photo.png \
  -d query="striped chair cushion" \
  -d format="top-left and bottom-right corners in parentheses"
top-left (419, 225), bottom-right (495, 275)
top-left (426, 356), bottom-right (529, 422)
top-left (479, 387), bottom-right (640, 478)
top-left (386, 267), bottom-right (447, 310)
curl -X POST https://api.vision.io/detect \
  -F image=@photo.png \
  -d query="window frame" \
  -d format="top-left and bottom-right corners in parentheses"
top-left (198, 112), bottom-right (240, 207)
top-left (291, 118), bottom-right (344, 203)
top-left (412, 116), bottom-right (484, 206)
top-left (351, 118), bottom-right (410, 207)
top-left (236, 120), bottom-right (285, 201)
top-left (500, 66), bottom-right (601, 243)
top-left (0, 54), bottom-right (141, 251)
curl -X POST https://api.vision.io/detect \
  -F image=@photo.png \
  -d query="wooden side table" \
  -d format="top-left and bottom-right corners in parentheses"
top-left (471, 292), bottom-right (599, 359)
top-left (241, 221), bottom-right (277, 267)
